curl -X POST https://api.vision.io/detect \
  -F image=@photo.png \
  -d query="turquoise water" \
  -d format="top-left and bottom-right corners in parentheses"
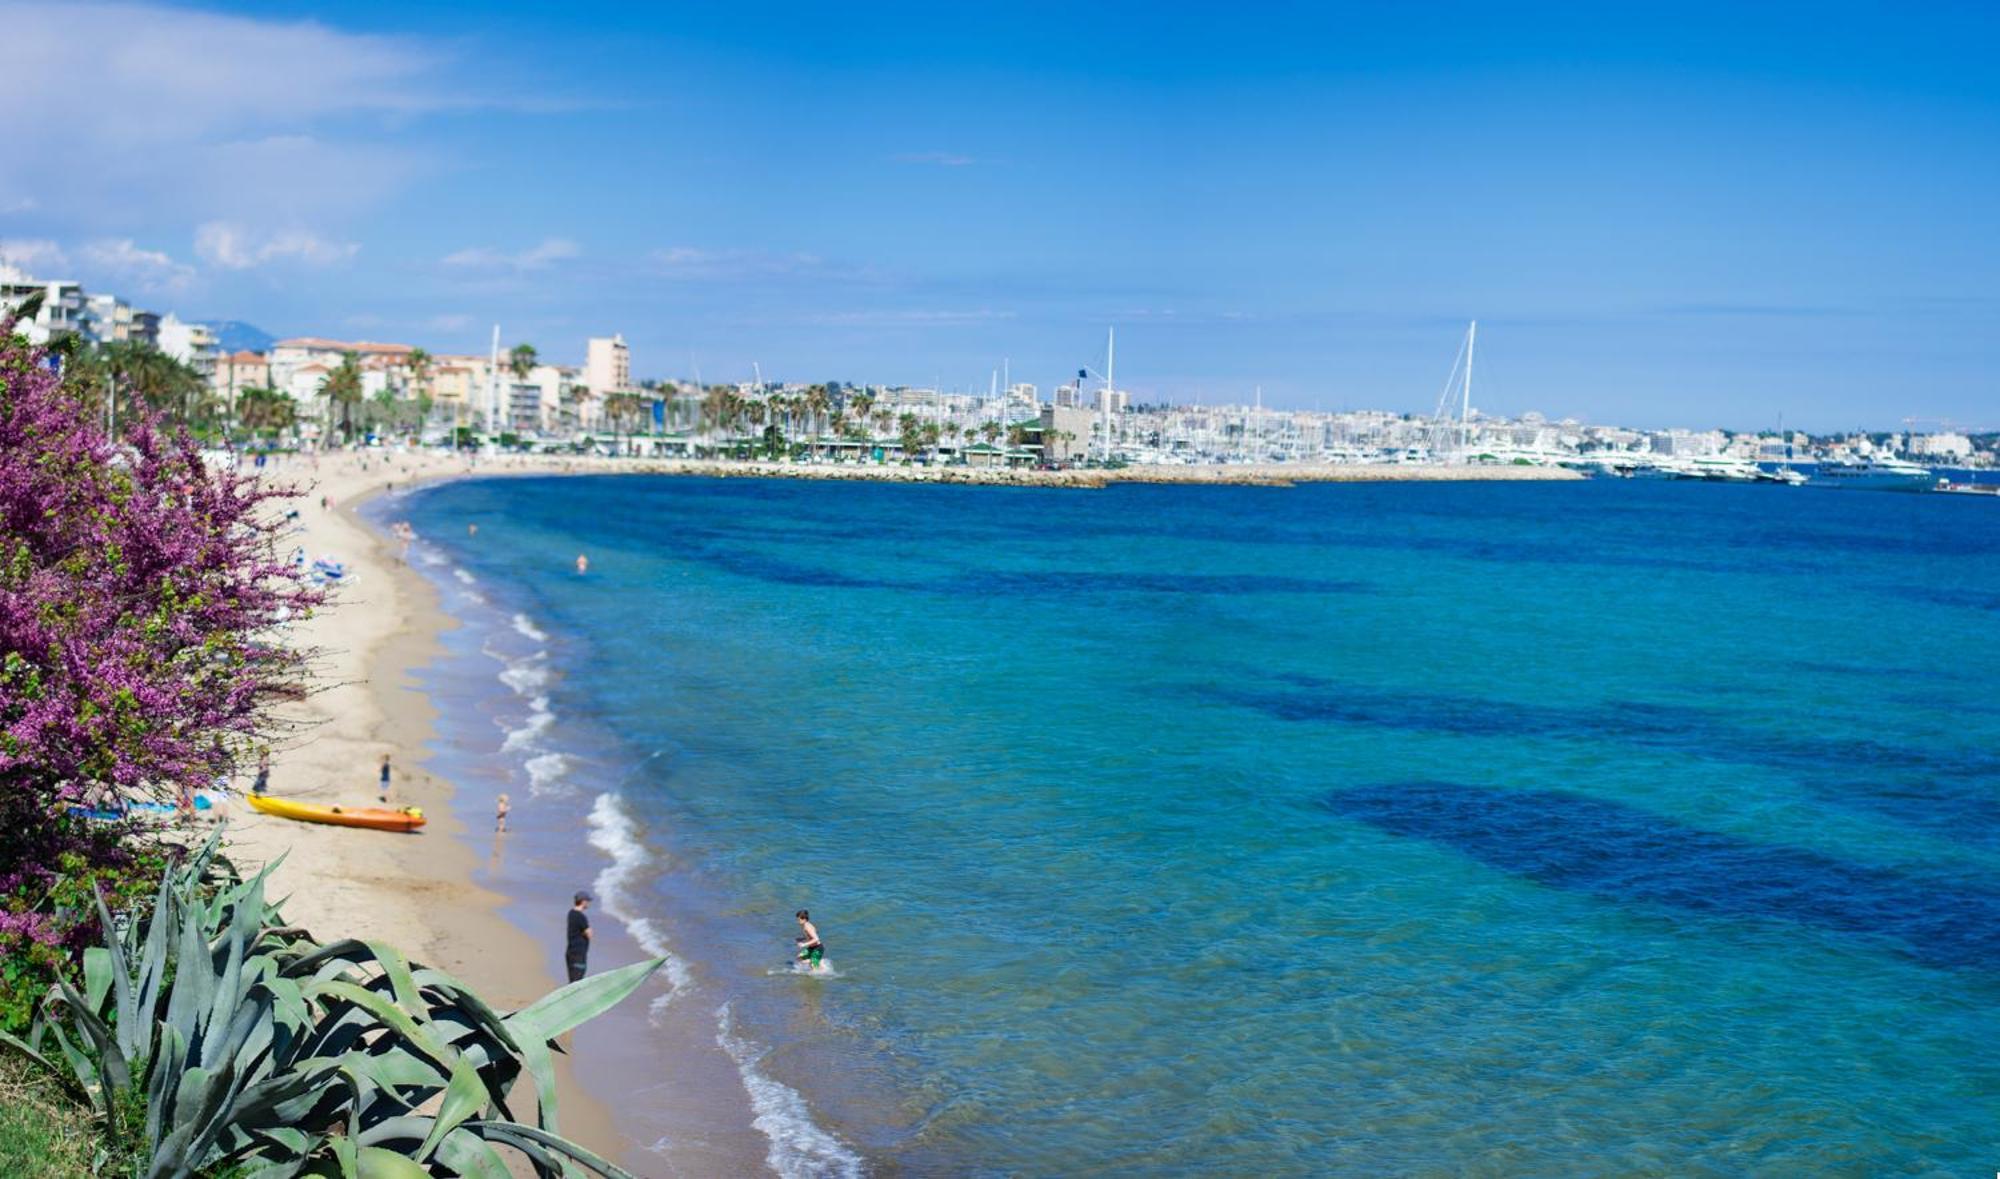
top-left (398, 476), bottom-right (1999, 1175)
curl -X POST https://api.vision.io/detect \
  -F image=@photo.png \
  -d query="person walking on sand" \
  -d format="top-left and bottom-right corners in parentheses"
top-left (378, 754), bottom-right (393, 803)
top-left (795, 909), bottom-right (825, 973)
top-left (253, 748), bottom-right (270, 795)
top-left (566, 891), bottom-right (593, 982)
top-left (495, 793), bottom-right (510, 833)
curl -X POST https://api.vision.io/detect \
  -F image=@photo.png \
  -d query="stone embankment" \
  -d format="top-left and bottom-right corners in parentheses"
top-left (517, 458), bottom-right (1585, 489)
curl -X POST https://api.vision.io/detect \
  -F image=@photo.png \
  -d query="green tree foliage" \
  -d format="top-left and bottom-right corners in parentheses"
top-left (319, 351), bottom-right (364, 442)
top-left (508, 343), bottom-right (538, 381)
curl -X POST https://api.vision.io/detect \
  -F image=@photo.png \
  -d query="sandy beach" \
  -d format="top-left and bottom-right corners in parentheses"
top-left (218, 450), bottom-right (633, 1162)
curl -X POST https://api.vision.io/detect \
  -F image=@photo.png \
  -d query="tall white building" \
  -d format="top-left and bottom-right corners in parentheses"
top-left (585, 334), bottom-right (630, 399)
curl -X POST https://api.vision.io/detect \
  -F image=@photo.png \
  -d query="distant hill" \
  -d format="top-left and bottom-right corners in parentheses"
top-left (207, 320), bottom-right (276, 354)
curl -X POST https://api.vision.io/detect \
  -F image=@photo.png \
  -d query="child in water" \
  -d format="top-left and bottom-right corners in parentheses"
top-left (795, 910), bottom-right (825, 972)
top-left (495, 793), bottom-right (510, 833)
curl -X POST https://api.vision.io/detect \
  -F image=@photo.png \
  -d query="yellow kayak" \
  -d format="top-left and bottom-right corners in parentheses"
top-left (247, 793), bottom-right (426, 833)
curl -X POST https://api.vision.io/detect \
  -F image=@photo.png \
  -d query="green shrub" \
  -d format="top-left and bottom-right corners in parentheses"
top-left (2, 832), bottom-right (661, 1177)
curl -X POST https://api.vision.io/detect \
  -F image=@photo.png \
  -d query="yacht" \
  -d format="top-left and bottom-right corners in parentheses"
top-left (1812, 456), bottom-right (1934, 491)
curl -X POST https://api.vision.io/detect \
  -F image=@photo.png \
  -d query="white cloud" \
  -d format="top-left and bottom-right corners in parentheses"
top-left (78, 238), bottom-right (196, 293)
top-left (0, 238), bottom-right (70, 275)
top-left (195, 222), bottom-right (358, 270)
top-left (0, 3), bottom-right (489, 231)
top-left (426, 313), bottom-right (475, 332)
top-left (441, 238), bottom-right (580, 272)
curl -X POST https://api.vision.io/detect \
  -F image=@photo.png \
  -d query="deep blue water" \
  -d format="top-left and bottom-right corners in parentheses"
top-left (398, 475), bottom-right (2000, 1176)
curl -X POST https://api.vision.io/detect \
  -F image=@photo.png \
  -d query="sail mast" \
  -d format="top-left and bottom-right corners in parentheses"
top-left (1462, 320), bottom-right (1476, 463)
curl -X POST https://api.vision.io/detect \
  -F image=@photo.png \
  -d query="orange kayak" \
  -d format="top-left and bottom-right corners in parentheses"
top-left (247, 793), bottom-right (426, 833)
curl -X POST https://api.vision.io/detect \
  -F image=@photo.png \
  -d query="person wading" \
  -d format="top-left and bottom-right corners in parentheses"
top-left (566, 891), bottom-right (593, 982)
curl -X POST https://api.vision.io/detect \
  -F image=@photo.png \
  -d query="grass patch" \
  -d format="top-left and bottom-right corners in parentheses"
top-left (0, 1052), bottom-right (99, 1178)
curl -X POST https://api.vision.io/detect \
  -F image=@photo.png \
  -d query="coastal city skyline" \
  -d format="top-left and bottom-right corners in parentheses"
top-left (4, 1), bottom-right (1999, 430)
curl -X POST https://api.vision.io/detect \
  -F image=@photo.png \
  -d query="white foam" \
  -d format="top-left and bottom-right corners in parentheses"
top-left (512, 612), bottom-right (549, 642)
top-left (452, 567), bottom-right (477, 585)
top-left (524, 752), bottom-right (570, 796)
top-left (585, 793), bottom-right (692, 1003)
top-left (716, 1000), bottom-right (865, 1179)
top-left (502, 697), bottom-right (554, 752)
top-left (497, 654), bottom-right (550, 697)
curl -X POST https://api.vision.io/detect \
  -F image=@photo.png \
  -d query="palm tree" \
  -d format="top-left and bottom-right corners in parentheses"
top-left (320, 351), bottom-right (365, 443)
top-left (407, 347), bottom-right (433, 399)
top-left (981, 421), bottom-right (1002, 445)
top-left (508, 343), bottom-right (538, 381)
top-left (235, 387), bottom-right (297, 442)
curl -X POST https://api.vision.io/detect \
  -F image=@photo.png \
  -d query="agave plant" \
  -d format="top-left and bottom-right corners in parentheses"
top-left (0, 833), bottom-right (663, 1177)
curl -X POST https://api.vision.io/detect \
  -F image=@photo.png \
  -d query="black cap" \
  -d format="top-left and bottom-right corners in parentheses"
top-left (574, 890), bottom-right (592, 904)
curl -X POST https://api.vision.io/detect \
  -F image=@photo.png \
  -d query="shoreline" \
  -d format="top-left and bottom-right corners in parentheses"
top-left (219, 451), bottom-right (629, 1165)
top-left (407, 455), bottom-right (1587, 489)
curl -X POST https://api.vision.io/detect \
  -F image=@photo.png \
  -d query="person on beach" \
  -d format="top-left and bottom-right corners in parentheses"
top-left (566, 891), bottom-right (593, 982)
top-left (795, 910), bottom-right (825, 972)
top-left (378, 754), bottom-right (392, 803)
top-left (253, 748), bottom-right (270, 795)
top-left (495, 793), bottom-right (510, 833)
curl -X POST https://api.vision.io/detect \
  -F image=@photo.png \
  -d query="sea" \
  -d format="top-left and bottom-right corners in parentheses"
top-left (370, 473), bottom-right (2000, 1176)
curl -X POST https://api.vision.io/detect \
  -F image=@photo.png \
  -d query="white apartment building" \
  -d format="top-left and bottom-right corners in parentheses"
top-left (1909, 432), bottom-right (1973, 460)
top-left (156, 313), bottom-right (218, 377)
top-left (0, 266), bottom-right (87, 344)
top-left (585, 334), bottom-right (630, 399)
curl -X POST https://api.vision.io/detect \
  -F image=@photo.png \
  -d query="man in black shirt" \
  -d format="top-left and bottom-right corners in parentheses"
top-left (565, 891), bottom-right (593, 982)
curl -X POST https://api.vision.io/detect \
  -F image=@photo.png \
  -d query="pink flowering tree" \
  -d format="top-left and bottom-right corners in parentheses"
top-left (0, 304), bottom-right (319, 989)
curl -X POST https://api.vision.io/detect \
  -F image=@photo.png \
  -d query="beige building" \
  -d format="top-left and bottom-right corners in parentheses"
top-left (212, 350), bottom-right (270, 408)
top-left (269, 337), bottom-right (416, 392)
top-left (585, 334), bottom-right (630, 400)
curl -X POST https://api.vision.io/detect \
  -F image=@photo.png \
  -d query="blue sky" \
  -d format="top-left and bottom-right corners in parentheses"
top-left (2, 1), bottom-right (1996, 429)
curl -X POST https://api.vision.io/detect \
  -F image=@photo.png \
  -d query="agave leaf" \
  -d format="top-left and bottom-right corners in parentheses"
top-left (414, 1053), bottom-right (497, 1162)
top-left (143, 1064), bottom-right (215, 1179)
top-left (306, 980), bottom-right (458, 1074)
top-left (82, 946), bottom-right (113, 1013)
top-left (90, 883), bottom-right (142, 1067)
top-left (470, 1120), bottom-right (642, 1179)
top-left (410, 968), bottom-right (523, 1051)
top-left (54, 973), bottom-right (129, 1096)
top-left (144, 1020), bottom-right (188, 1151)
top-left (354, 1144), bottom-right (432, 1178)
top-left (341, 1046), bottom-right (449, 1092)
top-left (201, 909), bottom-right (250, 1071)
top-left (164, 892), bottom-right (217, 1067)
top-left (433, 1127), bottom-right (517, 1179)
top-left (132, 869), bottom-right (178, 1055)
top-left (40, 1018), bottom-right (103, 1115)
top-left (505, 958), bottom-right (664, 1047)
top-left (362, 940), bottom-right (425, 1020)
top-left (280, 938), bottom-right (382, 980)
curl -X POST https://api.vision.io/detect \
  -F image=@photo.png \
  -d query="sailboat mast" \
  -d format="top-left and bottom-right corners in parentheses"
top-left (1462, 320), bottom-right (1476, 463)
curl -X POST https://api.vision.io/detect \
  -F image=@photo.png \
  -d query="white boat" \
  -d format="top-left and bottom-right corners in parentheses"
top-left (1680, 455), bottom-right (1763, 482)
top-left (1812, 456), bottom-right (1933, 491)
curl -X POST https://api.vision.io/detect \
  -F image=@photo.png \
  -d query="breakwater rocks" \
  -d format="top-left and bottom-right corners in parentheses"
top-left (497, 458), bottom-right (1585, 489)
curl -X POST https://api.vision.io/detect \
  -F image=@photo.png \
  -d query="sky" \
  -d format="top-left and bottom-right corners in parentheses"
top-left (1, 1), bottom-right (1996, 430)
